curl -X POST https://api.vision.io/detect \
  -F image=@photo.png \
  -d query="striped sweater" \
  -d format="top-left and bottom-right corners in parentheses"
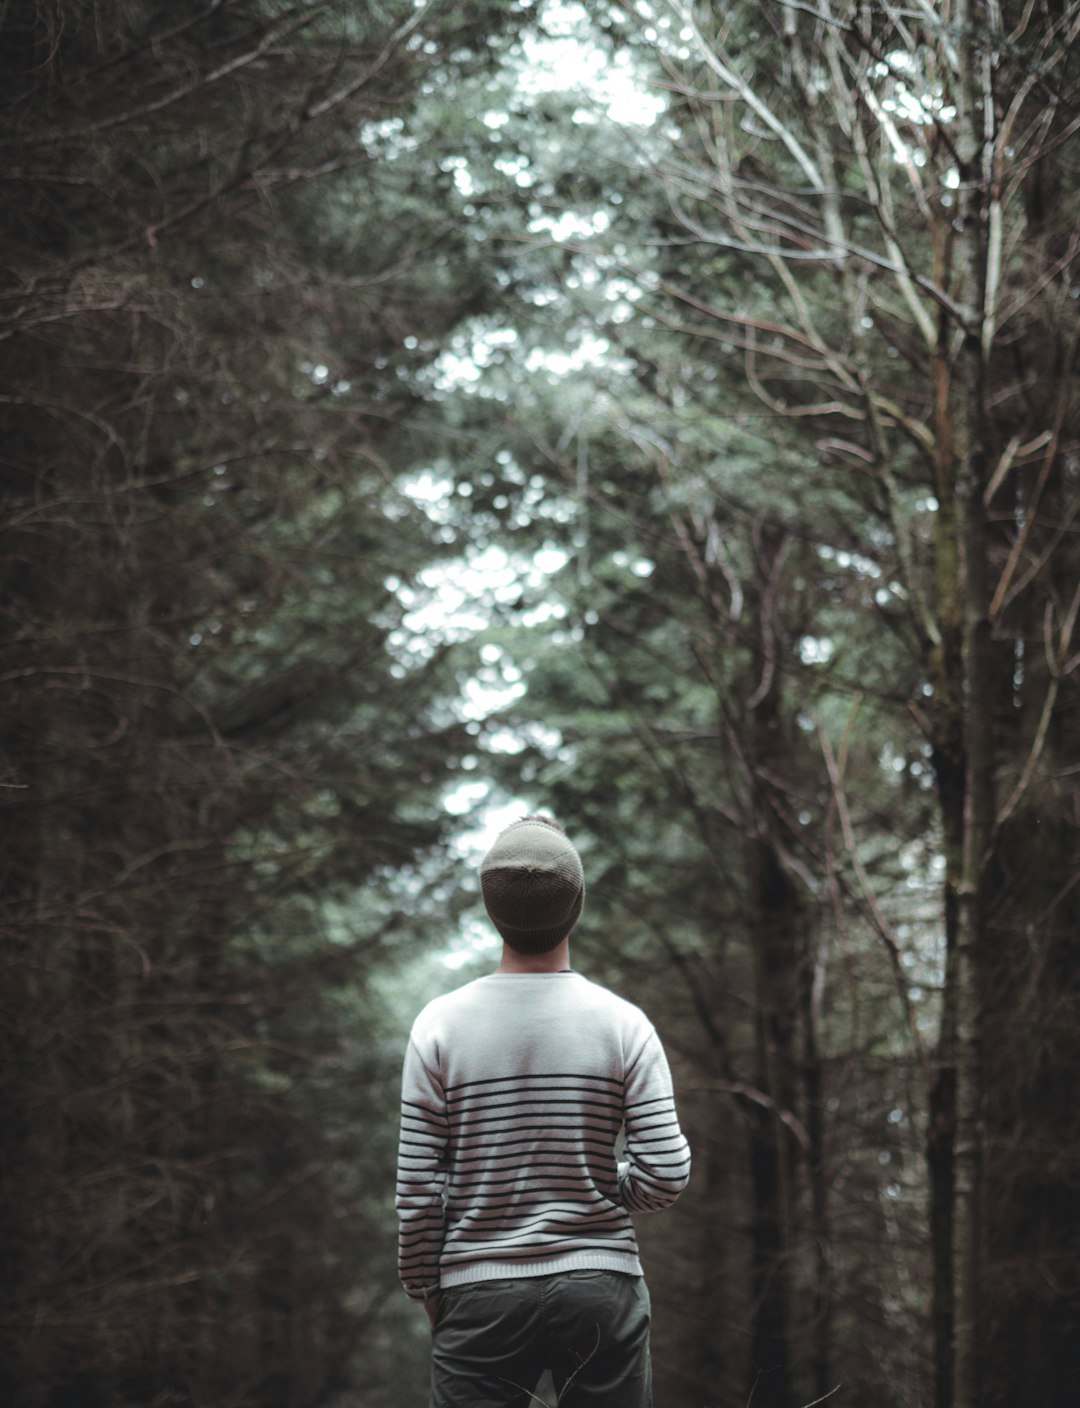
top-left (396, 971), bottom-right (690, 1300)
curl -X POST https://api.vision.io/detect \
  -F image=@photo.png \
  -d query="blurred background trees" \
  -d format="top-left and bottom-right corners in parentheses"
top-left (1, 2), bottom-right (529, 1404)
top-left (3, 2), bottom-right (1078, 1407)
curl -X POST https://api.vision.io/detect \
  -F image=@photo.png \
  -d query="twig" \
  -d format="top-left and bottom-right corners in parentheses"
top-left (498, 1324), bottom-right (602, 1407)
top-left (817, 707), bottom-right (927, 1067)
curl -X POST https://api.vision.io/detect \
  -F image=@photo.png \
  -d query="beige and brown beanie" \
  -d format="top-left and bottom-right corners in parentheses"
top-left (479, 816), bottom-right (585, 954)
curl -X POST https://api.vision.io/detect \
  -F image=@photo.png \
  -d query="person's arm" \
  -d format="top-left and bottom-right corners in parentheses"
top-left (618, 1027), bottom-right (691, 1211)
top-left (395, 1034), bottom-right (448, 1306)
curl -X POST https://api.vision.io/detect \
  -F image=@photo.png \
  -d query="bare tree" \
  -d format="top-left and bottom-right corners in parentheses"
top-left (598, 2), bottom-right (1080, 1404)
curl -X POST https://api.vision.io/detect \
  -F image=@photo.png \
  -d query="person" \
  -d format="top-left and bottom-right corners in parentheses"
top-left (396, 814), bottom-right (691, 1407)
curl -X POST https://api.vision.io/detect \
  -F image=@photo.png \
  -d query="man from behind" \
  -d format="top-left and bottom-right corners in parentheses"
top-left (396, 814), bottom-right (691, 1407)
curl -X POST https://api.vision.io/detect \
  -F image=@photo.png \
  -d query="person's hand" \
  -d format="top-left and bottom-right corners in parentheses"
top-left (424, 1296), bottom-right (439, 1331)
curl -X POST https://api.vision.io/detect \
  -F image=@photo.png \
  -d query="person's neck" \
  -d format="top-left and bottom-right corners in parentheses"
top-left (497, 938), bottom-right (571, 974)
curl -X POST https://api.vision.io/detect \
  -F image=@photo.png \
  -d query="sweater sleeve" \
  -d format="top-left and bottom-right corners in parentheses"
top-left (617, 1027), bottom-right (691, 1212)
top-left (395, 1033), bottom-right (449, 1301)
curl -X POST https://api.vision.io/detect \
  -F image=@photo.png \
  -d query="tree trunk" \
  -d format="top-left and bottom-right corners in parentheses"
top-left (948, 7), bottom-right (997, 1403)
top-left (745, 826), bottom-right (803, 1406)
top-left (800, 939), bottom-right (830, 1401)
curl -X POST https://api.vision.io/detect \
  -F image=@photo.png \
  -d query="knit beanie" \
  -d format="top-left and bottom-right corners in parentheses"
top-left (479, 816), bottom-right (585, 954)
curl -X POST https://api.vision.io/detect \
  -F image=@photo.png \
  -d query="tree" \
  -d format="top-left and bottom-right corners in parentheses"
top-left (508, 2), bottom-right (1080, 1403)
top-left (1, 3), bottom-right (536, 1404)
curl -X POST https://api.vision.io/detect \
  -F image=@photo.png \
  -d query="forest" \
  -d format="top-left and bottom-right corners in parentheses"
top-left (2, 1), bottom-right (1079, 1405)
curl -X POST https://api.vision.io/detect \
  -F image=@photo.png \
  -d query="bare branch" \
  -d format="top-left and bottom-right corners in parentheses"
top-left (817, 706), bottom-right (927, 1068)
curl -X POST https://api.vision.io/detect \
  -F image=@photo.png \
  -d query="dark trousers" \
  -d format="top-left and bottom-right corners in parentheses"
top-left (430, 1269), bottom-right (652, 1408)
